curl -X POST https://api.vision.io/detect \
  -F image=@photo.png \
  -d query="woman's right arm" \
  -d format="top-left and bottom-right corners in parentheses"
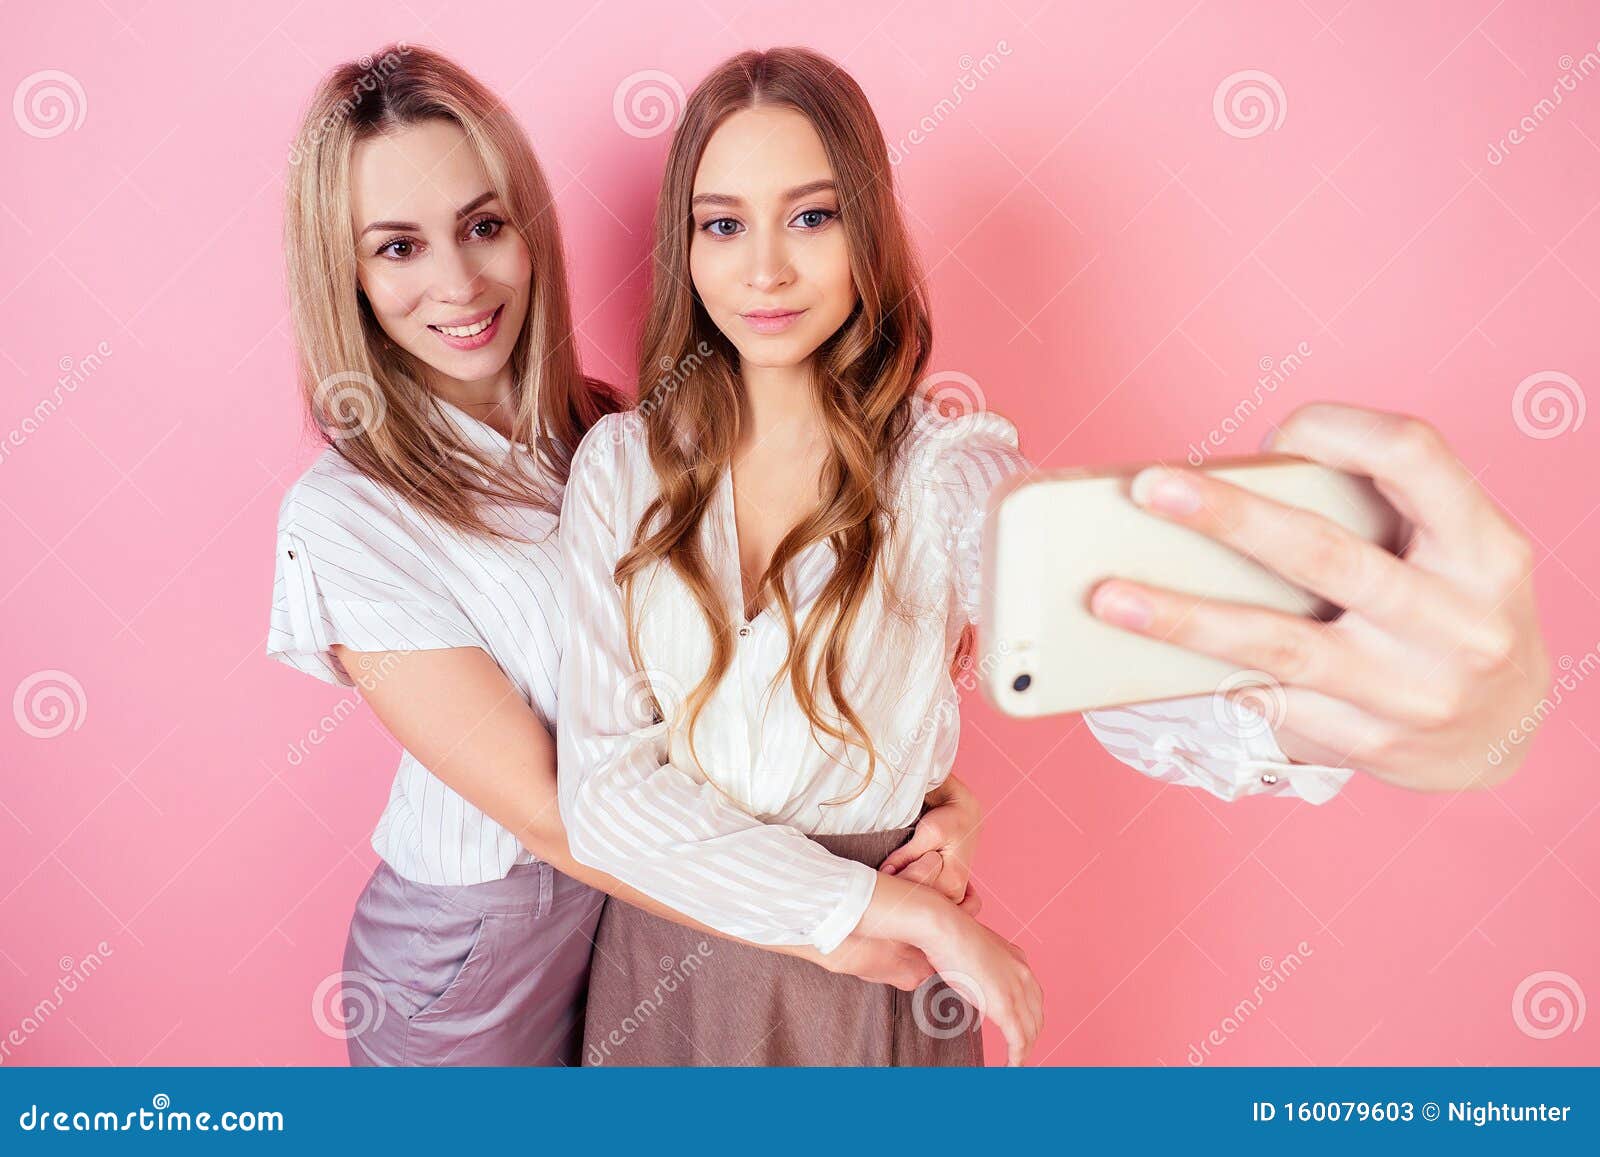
top-left (327, 640), bottom-right (936, 991)
top-left (267, 474), bottom-right (929, 989)
top-left (556, 419), bottom-right (1042, 1062)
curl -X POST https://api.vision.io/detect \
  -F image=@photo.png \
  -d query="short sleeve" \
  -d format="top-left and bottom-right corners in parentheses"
top-left (267, 472), bottom-right (482, 688)
top-left (910, 407), bottom-right (1033, 627)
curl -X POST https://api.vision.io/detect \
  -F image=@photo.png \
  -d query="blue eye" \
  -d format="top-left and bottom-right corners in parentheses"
top-left (793, 208), bottom-right (835, 229)
top-left (702, 217), bottom-right (741, 237)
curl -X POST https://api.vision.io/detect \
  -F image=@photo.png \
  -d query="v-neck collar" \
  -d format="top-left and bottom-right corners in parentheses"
top-left (714, 466), bottom-right (833, 627)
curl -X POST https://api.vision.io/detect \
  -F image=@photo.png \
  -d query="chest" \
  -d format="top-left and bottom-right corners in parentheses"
top-left (729, 455), bottom-right (830, 621)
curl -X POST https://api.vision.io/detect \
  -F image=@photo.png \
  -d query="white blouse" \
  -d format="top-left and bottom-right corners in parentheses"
top-left (556, 403), bottom-right (1352, 953)
top-left (267, 400), bottom-right (565, 886)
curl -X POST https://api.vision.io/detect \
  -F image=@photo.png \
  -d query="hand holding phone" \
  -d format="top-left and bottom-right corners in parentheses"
top-left (978, 453), bottom-right (1406, 718)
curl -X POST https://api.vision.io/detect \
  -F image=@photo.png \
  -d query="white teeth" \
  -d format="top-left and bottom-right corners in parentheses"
top-left (434, 312), bottom-right (495, 338)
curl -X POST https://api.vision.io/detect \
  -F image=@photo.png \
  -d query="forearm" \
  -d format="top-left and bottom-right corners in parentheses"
top-left (531, 827), bottom-right (830, 967)
top-left (336, 644), bottom-right (832, 965)
top-left (441, 758), bottom-right (834, 967)
top-left (393, 707), bottom-right (834, 968)
top-left (852, 870), bottom-right (956, 950)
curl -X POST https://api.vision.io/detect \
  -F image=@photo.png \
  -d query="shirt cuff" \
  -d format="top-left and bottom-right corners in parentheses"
top-left (1236, 718), bottom-right (1355, 805)
top-left (808, 860), bottom-right (880, 954)
top-left (1231, 758), bottom-right (1354, 804)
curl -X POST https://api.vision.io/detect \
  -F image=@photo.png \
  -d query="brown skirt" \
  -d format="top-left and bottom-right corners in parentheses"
top-left (580, 827), bottom-right (985, 1067)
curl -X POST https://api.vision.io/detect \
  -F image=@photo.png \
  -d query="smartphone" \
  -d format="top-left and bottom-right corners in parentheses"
top-left (976, 454), bottom-right (1407, 719)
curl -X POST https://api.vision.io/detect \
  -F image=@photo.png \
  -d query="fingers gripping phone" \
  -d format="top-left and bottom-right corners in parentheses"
top-left (977, 454), bottom-right (1407, 718)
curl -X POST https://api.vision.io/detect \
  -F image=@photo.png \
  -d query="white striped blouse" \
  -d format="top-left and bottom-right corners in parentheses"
top-left (267, 399), bottom-right (565, 886)
top-left (556, 403), bottom-right (1353, 953)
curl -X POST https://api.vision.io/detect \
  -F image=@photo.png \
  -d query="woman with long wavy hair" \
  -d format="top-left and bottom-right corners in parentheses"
top-left (268, 43), bottom-right (975, 1066)
top-left (556, 47), bottom-right (1548, 1067)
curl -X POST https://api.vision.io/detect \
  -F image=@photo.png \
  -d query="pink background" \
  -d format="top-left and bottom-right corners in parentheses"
top-left (3, 0), bottom-right (1597, 1066)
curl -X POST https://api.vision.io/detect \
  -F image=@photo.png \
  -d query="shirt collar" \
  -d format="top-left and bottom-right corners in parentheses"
top-left (435, 396), bottom-right (517, 457)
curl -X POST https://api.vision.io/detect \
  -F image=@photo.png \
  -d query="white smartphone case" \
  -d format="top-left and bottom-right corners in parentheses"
top-left (977, 454), bottom-right (1406, 718)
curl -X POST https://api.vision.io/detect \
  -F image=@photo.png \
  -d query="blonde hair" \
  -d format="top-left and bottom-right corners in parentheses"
top-left (284, 42), bottom-right (618, 538)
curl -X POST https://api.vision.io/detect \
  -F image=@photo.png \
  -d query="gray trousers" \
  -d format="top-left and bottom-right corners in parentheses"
top-left (338, 858), bottom-right (605, 1066)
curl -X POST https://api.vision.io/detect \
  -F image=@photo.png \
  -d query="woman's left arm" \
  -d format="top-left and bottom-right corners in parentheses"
top-left (1087, 402), bottom-right (1552, 792)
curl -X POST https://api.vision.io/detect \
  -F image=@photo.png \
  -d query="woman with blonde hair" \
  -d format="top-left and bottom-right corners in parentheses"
top-left (556, 47), bottom-right (1548, 1066)
top-left (268, 43), bottom-right (980, 1066)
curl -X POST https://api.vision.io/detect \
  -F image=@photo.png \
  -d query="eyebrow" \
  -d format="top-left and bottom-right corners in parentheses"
top-left (690, 179), bottom-right (836, 209)
top-left (358, 191), bottom-right (499, 237)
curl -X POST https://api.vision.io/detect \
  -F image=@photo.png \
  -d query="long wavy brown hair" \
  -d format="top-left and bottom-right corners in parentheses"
top-left (284, 43), bottom-right (619, 539)
top-left (619, 47), bottom-right (946, 803)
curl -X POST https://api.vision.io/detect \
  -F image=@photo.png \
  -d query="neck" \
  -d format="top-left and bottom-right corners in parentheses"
top-left (430, 364), bottom-right (515, 439)
top-left (738, 359), bottom-right (819, 452)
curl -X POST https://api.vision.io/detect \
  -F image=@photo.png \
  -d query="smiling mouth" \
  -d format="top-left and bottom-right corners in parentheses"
top-left (428, 305), bottom-right (502, 338)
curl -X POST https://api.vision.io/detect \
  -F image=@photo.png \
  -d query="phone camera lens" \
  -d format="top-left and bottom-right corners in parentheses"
top-left (1012, 673), bottom-right (1032, 693)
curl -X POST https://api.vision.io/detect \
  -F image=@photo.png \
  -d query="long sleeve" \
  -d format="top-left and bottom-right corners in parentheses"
top-left (555, 416), bottom-right (879, 953)
top-left (922, 406), bottom-right (1354, 805)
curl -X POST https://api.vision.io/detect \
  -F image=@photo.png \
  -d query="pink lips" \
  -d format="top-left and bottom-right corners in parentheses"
top-left (740, 308), bottom-right (806, 335)
top-left (428, 304), bottom-right (503, 351)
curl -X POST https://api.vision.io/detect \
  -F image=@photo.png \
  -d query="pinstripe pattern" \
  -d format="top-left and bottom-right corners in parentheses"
top-left (267, 400), bottom-right (566, 886)
top-left (555, 401), bottom-right (1351, 954)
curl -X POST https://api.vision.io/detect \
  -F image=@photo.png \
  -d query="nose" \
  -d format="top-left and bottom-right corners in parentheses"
top-left (429, 240), bottom-right (485, 305)
top-left (743, 226), bottom-right (795, 296)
